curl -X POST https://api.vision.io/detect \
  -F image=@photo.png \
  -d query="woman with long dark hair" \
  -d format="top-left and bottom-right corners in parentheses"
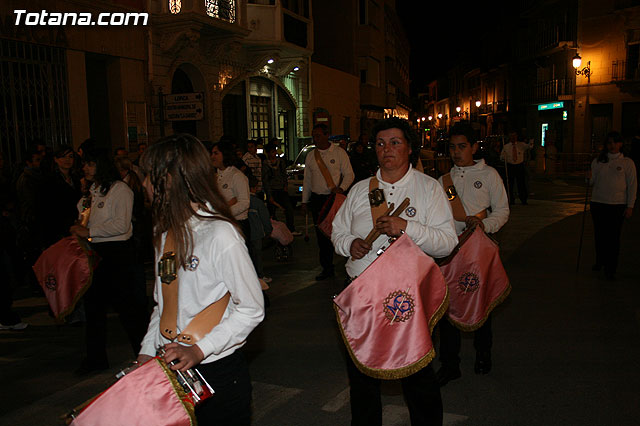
top-left (70, 149), bottom-right (149, 374)
top-left (136, 134), bottom-right (264, 425)
top-left (590, 131), bottom-right (637, 280)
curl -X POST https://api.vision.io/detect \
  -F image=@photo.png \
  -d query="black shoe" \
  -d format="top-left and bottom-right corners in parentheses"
top-left (315, 270), bottom-right (335, 281)
top-left (474, 351), bottom-right (492, 375)
top-left (75, 358), bottom-right (109, 376)
top-left (435, 365), bottom-right (461, 387)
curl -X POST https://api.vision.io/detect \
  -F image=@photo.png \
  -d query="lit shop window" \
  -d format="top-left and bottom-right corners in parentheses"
top-left (169, 0), bottom-right (181, 13)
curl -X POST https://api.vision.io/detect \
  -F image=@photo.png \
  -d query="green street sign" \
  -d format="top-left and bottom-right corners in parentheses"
top-left (538, 102), bottom-right (564, 111)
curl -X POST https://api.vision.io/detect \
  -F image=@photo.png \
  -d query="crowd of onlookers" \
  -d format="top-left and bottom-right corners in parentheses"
top-left (0, 133), bottom-right (378, 332)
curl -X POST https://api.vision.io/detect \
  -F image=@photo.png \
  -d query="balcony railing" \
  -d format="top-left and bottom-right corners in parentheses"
top-left (612, 59), bottom-right (640, 81)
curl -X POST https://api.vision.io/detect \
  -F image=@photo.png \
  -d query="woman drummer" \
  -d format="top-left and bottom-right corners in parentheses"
top-left (332, 117), bottom-right (458, 426)
top-left (136, 134), bottom-right (264, 425)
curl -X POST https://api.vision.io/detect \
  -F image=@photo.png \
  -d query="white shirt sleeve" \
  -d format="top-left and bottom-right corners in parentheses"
top-left (195, 239), bottom-right (265, 358)
top-left (89, 183), bottom-right (134, 239)
top-left (229, 171), bottom-right (250, 218)
top-left (404, 183), bottom-right (458, 258)
top-left (331, 188), bottom-right (359, 257)
top-left (483, 171), bottom-right (510, 233)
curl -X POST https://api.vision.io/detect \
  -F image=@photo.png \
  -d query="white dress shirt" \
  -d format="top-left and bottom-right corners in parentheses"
top-left (77, 180), bottom-right (133, 243)
top-left (438, 159), bottom-right (510, 235)
top-left (590, 153), bottom-right (637, 207)
top-left (139, 213), bottom-right (265, 363)
top-left (332, 166), bottom-right (458, 278)
top-left (217, 166), bottom-right (250, 220)
top-left (302, 144), bottom-right (354, 203)
top-left (500, 141), bottom-right (531, 165)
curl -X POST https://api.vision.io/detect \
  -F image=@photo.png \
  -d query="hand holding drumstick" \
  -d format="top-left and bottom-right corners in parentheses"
top-left (350, 198), bottom-right (410, 260)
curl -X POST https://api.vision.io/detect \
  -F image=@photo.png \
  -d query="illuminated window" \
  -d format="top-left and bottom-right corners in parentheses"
top-left (205, 0), bottom-right (236, 23)
top-left (169, 0), bottom-right (181, 13)
top-left (250, 96), bottom-right (271, 139)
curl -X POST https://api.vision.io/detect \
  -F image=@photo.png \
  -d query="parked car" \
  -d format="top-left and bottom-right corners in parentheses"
top-left (286, 144), bottom-right (314, 203)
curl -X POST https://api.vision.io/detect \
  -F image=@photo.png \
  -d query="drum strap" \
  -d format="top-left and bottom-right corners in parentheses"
top-left (368, 177), bottom-right (388, 228)
top-left (314, 149), bottom-right (337, 191)
top-left (159, 230), bottom-right (230, 344)
top-left (442, 173), bottom-right (488, 222)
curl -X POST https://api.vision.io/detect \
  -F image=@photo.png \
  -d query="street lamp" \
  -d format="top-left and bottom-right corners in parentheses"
top-left (456, 106), bottom-right (461, 114)
top-left (437, 113), bottom-right (443, 119)
top-left (573, 53), bottom-right (591, 82)
top-left (475, 100), bottom-right (481, 108)
top-left (428, 115), bottom-right (433, 121)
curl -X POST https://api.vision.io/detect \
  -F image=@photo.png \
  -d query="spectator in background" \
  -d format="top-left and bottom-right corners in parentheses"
top-left (589, 131), bottom-right (637, 281)
top-left (16, 146), bottom-right (45, 282)
top-left (43, 146), bottom-right (82, 247)
top-left (349, 139), bottom-right (376, 184)
top-left (243, 140), bottom-right (264, 199)
top-left (500, 132), bottom-right (532, 205)
top-left (248, 174), bottom-right (273, 284)
top-left (133, 142), bottom-right (147, 166)
top-left (211, 140), bottom-right (251, 242)
top-left (0, 151), bottom-right (27, 330)
top-left (263, 143), bottom-right (300, 236)
top-left (70, 149), bottom-right (148, 374)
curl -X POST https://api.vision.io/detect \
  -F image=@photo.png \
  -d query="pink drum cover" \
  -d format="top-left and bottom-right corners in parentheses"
top-left (318, 193), bottom-right (346, 238)
top-left (438, 227), bottom-right (511, 331)
top-left (270, 219), bottom-right (294, 245)
top-left (333, 234), bottom-right (449, 379)
top-left (33, 236), bottom-right (97, 321)
top-left (70, 358), bottom-right (194, 426)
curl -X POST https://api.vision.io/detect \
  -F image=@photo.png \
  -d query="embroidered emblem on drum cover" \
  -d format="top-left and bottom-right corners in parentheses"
top-left (474, 180), bottom-right (483, 189)
top-left (458, 272), bottom-right (480, 293)
top-left (186, 256), bottom-right (200, 271)
top-left (97, 201), bottom-right (104, 208)
top-left (383, 290), bottom-right (415, 323)
top-left (222, 184), bottom-right (228, 189)
top-left (405, 206), bottom-right (416, 217)
top-left (45, 273), bottom-right (57, 291)
top-left (330, 159), bottom-right (336, 164)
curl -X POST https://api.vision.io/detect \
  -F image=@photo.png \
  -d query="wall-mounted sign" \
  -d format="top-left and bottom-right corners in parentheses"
top-left (164, 92), bottom-right (204, 121)
top-left (537, 102), bottom-right (564, 111)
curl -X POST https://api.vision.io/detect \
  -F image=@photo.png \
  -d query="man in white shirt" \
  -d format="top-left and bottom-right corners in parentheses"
top-left (436, 122), bottom-right (510, 386)
top-left (302, 123), bottom-right (354, 280)
top-left (500, 131), bottom-right (532, 205)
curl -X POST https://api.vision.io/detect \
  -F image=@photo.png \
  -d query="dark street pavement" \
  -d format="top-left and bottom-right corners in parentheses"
top-left (1, 175), bottom-right (639, 426)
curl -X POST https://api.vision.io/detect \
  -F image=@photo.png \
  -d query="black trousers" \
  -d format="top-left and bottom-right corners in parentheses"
top-left (438, 315), bottom-right (492, 369)
top-left (506, 163), bottom-right (527, 204)
top-left (309, 192), bottom-right (334, 273)
top-left (84, 239), bottom-right (149, 365)
top-left (591, 202), bottom-right (627, 275)
top-left (346, 355), bottom-right (443, 426)
top-left (196, 351), bottom-right (253, 426)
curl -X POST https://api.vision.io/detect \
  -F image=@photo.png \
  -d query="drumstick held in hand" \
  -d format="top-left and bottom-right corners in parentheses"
top-left (363, 197), bottom-right (411, 245)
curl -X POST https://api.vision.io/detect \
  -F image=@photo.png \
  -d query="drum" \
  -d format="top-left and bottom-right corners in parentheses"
top-left (65, 354), bottom-right (213, 426)
top-left (333, 233), bottom-right (449, 379)
top-left (33, 236), bottom-right (99, 321)
top-left (437, 226), bottom-right (511, 331)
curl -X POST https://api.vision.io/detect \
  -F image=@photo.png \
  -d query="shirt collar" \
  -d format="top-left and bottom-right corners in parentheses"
top-left (377, 165), bottom-right (413, 187)
top-left (454, 158), bottom-right (485, 172)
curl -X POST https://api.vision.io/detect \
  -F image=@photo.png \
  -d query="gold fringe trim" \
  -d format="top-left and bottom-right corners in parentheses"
top-left (334, 282), bottom-right (450, 380)
top-left (449, 283), bottom-right (512, 332)
top-left (157, 358), bottom-right (197, 426)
